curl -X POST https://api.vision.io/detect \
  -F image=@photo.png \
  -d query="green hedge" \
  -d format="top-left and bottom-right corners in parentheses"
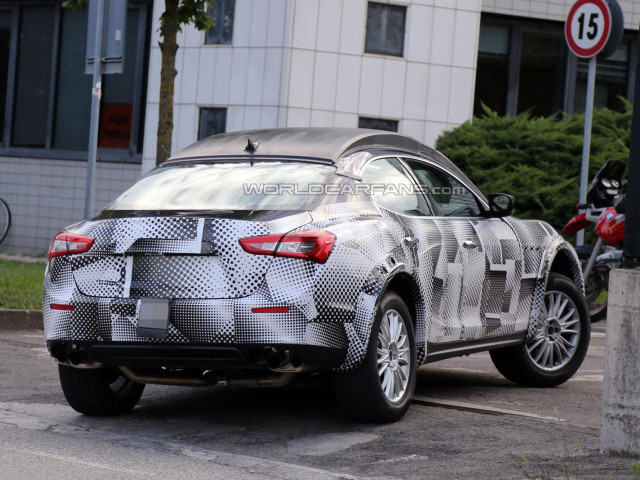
top-left (435, 103), bottom-right (631, 234)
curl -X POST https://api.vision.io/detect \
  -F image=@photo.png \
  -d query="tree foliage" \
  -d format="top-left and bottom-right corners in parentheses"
top-left (435, 102), bottom-right (631, 234)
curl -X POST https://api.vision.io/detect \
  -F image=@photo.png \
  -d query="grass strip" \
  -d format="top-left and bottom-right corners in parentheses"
top-left (0, 259), bottom-right (45, 310)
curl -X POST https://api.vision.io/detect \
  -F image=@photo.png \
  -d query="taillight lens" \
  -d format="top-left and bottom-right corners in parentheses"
top-left (237, 234), bottom-right (282, 255)
top-left (239, 230), bottom-right (335, 264)
top-left (48, 231), bottom-right (95, 260)
top-left (277, 230), bottom-right (336, 263)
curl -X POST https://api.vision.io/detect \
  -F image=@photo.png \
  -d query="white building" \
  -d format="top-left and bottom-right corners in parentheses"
top-left (1, 0), bottom-right (639, 254)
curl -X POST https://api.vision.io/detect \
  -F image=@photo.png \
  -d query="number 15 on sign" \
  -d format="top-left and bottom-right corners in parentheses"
top-left (565, 0), bottom-right (611, 59)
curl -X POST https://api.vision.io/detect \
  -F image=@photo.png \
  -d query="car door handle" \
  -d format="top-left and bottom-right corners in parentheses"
top-left (462, 240), bottom-right (477, 249)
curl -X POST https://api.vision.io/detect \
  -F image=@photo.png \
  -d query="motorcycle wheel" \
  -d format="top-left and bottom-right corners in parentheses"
top-left (583, 267), bottom-right (607, 322)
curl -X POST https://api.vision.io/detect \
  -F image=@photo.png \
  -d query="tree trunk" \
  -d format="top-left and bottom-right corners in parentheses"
top-left (156, 0), bottom-right (179, 166)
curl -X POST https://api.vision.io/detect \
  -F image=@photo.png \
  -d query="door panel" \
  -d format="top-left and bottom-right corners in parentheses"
top-left (399, 157), bottom-right (524, 343)
top-left (473, 218), bottom-right (524, 338)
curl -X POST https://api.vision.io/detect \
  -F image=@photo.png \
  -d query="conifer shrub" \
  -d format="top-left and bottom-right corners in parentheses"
top-left (435, 102), bottom-right (631, 234)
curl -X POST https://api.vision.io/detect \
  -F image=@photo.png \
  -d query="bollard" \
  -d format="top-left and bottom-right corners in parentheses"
top-left (601, 268), bottom-right (640, 456)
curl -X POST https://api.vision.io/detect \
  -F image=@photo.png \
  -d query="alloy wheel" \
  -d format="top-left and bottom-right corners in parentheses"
top-left (377, 309), bottom-right (411, 402)
top-left (526, 290), bottom-right (581, 371)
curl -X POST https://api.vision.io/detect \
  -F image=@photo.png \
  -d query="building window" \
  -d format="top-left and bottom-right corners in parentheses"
top-left (0, 11), bottom-right (9, 144)
top-left (359, 117), bottom-right (399, 132)
top-left (474, 24), bottom-right (509, 116)
top-left (206, 0), bottom-right (234, 45)
top-left (574, 42), bottom-right (629, 113)
top-left (517, 33), bottom-right (565, 117)
top-left (364, 2), bottom-right (406, 57)
top-left (198, 108), bottom-right (227, 139)
top-left (474, 15), bottom-right (635, 118)
top-left (13, 6), bottom-right (55, 147)
top-left (0, 2), bottom-right (151, 160)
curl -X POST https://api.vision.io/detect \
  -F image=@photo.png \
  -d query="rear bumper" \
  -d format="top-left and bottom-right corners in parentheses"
top-left (46, 341), bottom-right (346, 370)
top-left (44, 288), bottom-right (349, 347)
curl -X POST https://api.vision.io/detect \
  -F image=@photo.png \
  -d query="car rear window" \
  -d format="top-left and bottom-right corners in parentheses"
top-left (105, 162), bottom-right (336, 211)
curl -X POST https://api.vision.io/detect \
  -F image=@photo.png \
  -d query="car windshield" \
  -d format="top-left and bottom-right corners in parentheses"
top-left (105, 162), bottom-right (335, 211)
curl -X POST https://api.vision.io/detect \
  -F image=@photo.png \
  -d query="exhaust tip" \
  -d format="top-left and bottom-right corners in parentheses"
top-left (50, 344), bottom-right (67, 363)
top-left (290, 355), bottom-right (303, 369)
top-left (67, 351), bottom-right (83, 366)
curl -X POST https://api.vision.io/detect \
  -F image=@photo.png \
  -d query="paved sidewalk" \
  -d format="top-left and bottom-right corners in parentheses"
top-left (0, 329), bottom-right (636, 479)
top-left (0, 329), bottom-right (45, 347)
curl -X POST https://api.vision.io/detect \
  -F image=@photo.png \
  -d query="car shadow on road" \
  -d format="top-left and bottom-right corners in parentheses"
top-left (417, 365), bottom-right (514, 389)
top-left (131, 373), bottom-right (351, 426)
top-left (121, 366), bottom-right (519, 428)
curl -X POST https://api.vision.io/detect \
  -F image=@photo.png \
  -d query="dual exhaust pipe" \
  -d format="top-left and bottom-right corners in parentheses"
top-left (52, 344), bottom-right (307, 387)
top-left (117, 349), bottom-right (307, 388)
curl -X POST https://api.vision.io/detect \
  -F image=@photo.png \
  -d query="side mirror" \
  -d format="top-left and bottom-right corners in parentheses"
top-left (488, 193), bottom-right (515, 218)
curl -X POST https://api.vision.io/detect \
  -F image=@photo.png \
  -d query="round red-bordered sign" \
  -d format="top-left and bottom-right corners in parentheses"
top-left (565, 0), bottom-right (612, 58)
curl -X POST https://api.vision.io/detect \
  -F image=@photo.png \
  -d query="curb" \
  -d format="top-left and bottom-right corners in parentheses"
top-left (0, 253), bottom-right (47, 263)
top-left (0, 309), bottom-right (43, 331)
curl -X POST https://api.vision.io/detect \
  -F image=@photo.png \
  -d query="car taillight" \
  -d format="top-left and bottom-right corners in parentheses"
top-left (239, 230), bottom-right (335, 264)
top-left (237, 234), bottom-right (282, 255)
top-left (48, 231), bottom-right (95, 260)
top-left (276, 230), bottom-right (336, 263)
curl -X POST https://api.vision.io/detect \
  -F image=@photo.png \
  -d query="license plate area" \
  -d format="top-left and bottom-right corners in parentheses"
top-left (137, 298), bottom-right (169, 339)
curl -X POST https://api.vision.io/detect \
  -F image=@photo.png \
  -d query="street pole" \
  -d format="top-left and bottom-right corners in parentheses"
top-left (577, 56), bottom-right (597, 247)
top-left (622, 26), bottom-right (640, 267)
top-left (600, 22), bottom-right (640, 457)
top-left (84, 0), bottom-right (105, 219)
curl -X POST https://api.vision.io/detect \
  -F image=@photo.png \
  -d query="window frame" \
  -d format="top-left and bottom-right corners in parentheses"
top-left (204, 0), bottom-right (235, 46)
top-left (399, 156), bottom-right (487, 218)
top-left (476, 14), bottom-right (638, 117)
top-left (0, 1), bottom-right (150, 163)
top-left (198, 107), bottom-right (228, 140)
top-left (358, 116), bottom-right (399, 132)
top-left (364, 1), bottom-right (407, 58)
top-left (359, 155), bottom-right (433, 217)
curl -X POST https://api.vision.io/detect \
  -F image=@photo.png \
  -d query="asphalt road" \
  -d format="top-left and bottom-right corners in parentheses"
top-left (0, 323), bottom-right (636, 479)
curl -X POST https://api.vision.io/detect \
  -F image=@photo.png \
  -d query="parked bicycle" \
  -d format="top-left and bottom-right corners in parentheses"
top-left (0, 197), bottom-right (10, 246)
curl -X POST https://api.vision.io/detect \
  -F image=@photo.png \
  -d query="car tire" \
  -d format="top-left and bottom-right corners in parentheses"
top-left (332, 291), bottom-right (416, 423)
top-left (59, 365), bottom-right (145, 416)
top-left (490, 273), bottom-right (590, 387)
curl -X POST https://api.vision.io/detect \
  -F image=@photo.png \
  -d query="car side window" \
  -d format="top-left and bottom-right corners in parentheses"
top-left (403, 159), bottom-right (482, 217)
top-left (360, 158), bottom-right (431, 216)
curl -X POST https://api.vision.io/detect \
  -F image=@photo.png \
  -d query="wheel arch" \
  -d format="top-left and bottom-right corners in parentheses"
top-left (527, 242), bottom-right (585, 340)
top-left (384, 271), bottom-right (426, 364)
top-left (547, 246), bottom-right (585, 294)
top-left (336, 262), bottom-right (426, 372)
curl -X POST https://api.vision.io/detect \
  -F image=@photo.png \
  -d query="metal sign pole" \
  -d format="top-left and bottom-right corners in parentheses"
top-left (576, 55), bottom-right (597, 247)
top-left (84, 0), bottom-right (106, 219)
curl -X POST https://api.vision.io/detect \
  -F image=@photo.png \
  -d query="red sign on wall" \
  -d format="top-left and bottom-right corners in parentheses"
top-left (99, 103), bottom-right (132, 149)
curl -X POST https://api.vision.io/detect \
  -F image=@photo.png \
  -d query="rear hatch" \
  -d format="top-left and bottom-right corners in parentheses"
top-left (68, 159), bottom-right (336, 300)
top-left (70, 212), bottom-right (312, 299)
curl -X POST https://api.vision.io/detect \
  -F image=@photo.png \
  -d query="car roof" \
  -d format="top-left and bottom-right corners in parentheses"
top-left (164, 127), bottom-right (487, 204)
top-left (168, 127), bottom-right (424, 164)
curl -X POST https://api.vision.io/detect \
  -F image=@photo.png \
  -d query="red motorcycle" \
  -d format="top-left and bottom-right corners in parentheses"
top-left (562, 160), bottom-right (626, 322)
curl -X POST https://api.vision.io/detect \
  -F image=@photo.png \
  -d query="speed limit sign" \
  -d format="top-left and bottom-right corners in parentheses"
top-left (565, 0), bottom-right (612, 58)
